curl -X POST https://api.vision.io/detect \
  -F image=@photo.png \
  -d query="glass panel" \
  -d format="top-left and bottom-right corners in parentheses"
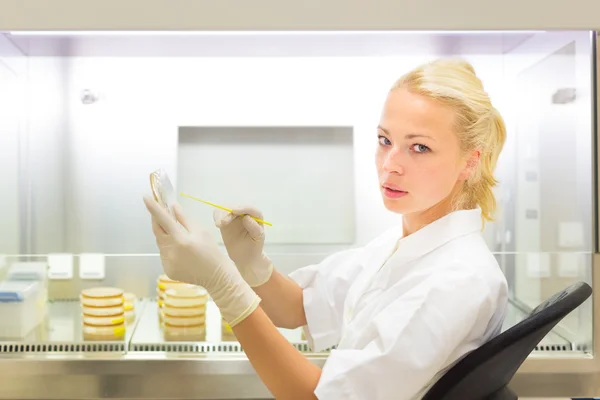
top-left (492, 32), bottom-right (595, 353)
top-left (0, 30), bottom-right (595, 356)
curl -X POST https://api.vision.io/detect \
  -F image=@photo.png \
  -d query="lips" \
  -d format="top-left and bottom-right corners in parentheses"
top-left (382, 182), bottom-right (406, 192)
top-left (381, 182), bottom-right (408, 200)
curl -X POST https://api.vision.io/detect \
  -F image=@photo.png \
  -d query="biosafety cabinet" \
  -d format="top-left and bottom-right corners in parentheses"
top-left (1, 0), bottom-right (600, 398)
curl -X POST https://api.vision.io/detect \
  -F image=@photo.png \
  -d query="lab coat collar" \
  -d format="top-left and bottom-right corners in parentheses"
top-left (342, 208), bottom-right (483, 328)
top-left (396, 207), bottom-right (483, 259)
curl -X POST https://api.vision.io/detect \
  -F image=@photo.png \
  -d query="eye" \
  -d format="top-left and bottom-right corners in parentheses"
top-left (411, 144), bottom-right (430, 153)
top-left (378, 135), bottom-right (392, 146)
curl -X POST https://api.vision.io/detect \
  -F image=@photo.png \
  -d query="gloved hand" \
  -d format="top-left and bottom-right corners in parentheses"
top-left (143, 196), bottom-right (260, 327)
top-left (213, 206), bottom-right (274, 287)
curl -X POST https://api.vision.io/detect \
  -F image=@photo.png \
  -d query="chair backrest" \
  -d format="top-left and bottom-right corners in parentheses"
top-left (422, 281), bottom-right (593, 400)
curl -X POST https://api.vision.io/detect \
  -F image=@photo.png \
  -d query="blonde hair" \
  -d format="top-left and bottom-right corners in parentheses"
top-left (391, 58), bottom-right (506, 226)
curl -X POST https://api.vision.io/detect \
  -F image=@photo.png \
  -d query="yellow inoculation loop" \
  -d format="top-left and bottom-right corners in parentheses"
top-left (179, 192), bottom-right (272, 227)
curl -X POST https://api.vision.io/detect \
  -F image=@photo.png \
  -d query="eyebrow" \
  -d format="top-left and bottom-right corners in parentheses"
top-left (377, 126), bottom-right (435, 141)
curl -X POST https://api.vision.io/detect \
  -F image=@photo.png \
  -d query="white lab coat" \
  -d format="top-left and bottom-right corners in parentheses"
top-left (289, 208), bottom-right (508, 400)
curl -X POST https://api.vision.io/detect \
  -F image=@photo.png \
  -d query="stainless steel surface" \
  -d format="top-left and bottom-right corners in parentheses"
top-left (0, 300), bottom-right (143, 353)
top-left (0, 298), bottom-right (583, 399)
top-left (0, 299), bottom-right (569, 354)
top-left (0, 300), bottom-right (321, 399)
top-left (130, 301), bottom-right (307, 352)
top-left (0, 356), bottom-right (316, 399)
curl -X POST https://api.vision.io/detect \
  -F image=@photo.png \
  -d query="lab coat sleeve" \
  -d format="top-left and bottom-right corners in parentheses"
top-left (313, 268), bottom-right (497, 400)
top-left (288, 248), bottom-right (365, 352)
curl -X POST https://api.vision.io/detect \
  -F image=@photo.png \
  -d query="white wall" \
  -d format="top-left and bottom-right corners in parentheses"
top-left (0, 34), bottom-right (69, 256)
top-left (0, 34), bottom-right (26, 256)
top-left (26, 57), bottom-right (69, 254)
top-left (0, 60), bottom-right (21, 255)
top-left (177, 126), bottom-right (357, 245)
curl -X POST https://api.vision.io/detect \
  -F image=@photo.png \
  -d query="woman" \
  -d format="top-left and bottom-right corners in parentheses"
top-left (144, 58), bottom-right (509, 400)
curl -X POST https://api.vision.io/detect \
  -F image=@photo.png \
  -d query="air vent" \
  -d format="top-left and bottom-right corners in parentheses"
top-left (0, 342), bottom-right (125, 353)
top-left (130, 342), bottom-right (312, 353)
top-left (574, 343), bottom-right (590, 352)
top-left (130, 342), bottom-right (242, 352)
top-left (534, 344), bottom-right (572, 352)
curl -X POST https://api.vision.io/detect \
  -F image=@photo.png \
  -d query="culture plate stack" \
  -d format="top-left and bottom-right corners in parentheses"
top-left (162, 284), bottom-right (208, 341)
top-left (124, 292), bottom-right (136, 324)
top-left (156, 274), bottom-right (187, 321)
top-left (80, 287), bottom-right (125, 341)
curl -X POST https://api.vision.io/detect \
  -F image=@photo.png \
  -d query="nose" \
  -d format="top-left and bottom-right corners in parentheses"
top-left (382, 147), bottom-right (405, 175)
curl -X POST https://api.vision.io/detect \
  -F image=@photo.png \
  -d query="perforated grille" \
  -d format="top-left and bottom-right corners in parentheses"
top-left (534, 344), bottom-right (572, 352)
top-left (0, 341), bottom-right (573, 354)
top-left (130, 342), bottom-right (312, 353)
top-left (131, 342), bottom-right (242, 352)
top-left (573, 343), bottom-right (590, 352)
top-left (0, 342), bottom-right (125, 353)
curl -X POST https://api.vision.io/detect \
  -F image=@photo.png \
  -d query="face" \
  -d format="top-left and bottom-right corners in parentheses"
top-left (376, 87), bottom-right (477, 219)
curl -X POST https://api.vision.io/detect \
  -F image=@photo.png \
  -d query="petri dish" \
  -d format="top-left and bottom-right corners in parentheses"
top-left (162, 313), bottom-right (206, 327)
top-left (164, 285), bottom-right (208, 308)
top-left (82, 314), bottom-right (126, 326)
top-left (150, 169), bottom-right (176, 217)
top-left (163, 323), bottom-right (206, 341)
top-left (80, 287), bottom-right (124, 307)
top-left (82, 323), bottom-right (126, 341)
top-left (81, 305), bottom-right (124, 317)
top-left (162, 304), bottom-right (206, 317)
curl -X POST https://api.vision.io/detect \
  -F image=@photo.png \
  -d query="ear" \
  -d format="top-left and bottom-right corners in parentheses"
top-left (458, 149), bottom-right (481, 181)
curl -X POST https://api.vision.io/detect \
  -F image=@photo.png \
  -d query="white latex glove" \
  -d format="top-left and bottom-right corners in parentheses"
top-left (143, 195), bottom-right (260, 327)
top-left (213, 206), bottom-right (274, 287)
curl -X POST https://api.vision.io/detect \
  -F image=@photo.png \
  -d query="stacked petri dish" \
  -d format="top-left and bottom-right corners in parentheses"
top-left (156, 274), bottom-right (187, 321)
top-left (80, 287), bottom-right (126, 341)
top-left (124, 292), bottom-right (136, 324)
top-left (162, 284), bottom-right (208, 341)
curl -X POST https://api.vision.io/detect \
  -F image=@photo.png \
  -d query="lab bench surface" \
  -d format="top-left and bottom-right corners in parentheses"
top-left (0, 299), bottom-right (589, 399)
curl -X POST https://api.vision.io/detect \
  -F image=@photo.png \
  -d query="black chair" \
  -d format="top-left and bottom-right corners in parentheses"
top-left (422, 281), bottom-right (593, 400)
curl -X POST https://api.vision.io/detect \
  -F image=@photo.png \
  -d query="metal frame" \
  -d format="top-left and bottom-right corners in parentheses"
top-left (0, 354), bottom-right (326, 400)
